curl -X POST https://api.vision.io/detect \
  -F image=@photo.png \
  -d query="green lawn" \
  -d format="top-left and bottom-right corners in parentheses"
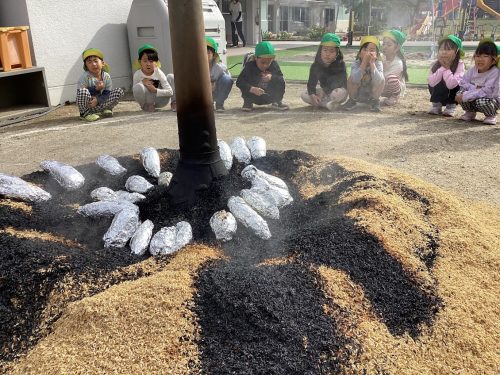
top-left (227, 45), bottom-right (474, 85)
top-left (228, 59), bottom-right (430, 84)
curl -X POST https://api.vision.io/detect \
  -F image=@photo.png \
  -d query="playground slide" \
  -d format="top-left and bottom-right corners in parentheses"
top-left (411, 14), bottom-right (432, 36)
top-left (477, 0), bottom-right (500, 20)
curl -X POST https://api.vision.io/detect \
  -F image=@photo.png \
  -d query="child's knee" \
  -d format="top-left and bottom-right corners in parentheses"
top-left (77, 88), bottom-right (91, 97)
top-left (330, 88), bottom-right (347, 102)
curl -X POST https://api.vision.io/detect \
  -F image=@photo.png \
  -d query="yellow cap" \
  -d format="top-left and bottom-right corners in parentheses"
top-left (360, 36), bottom-right (380, 49)
top-left (82, 48), bottom-right (104, 61)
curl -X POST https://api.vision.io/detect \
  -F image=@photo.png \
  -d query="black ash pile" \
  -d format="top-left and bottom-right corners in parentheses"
top-left (0, 149), bottom-right (442, 373)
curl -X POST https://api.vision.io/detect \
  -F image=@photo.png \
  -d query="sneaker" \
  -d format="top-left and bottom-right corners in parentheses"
top-left (341, 98), bottom-right (357, 111)
top-left (428, 104), bottom-right (442, 115)
top-left (242, 102), bottom-right (253, 112)
top-left (171, 102), bottom-right (177, 112)
top-left (101, 109), bottom-right (113, 118)
top-left (483, 115), bottom-right (497, 125)
top-left (443, 104), bottom-right (456, 117)
top-left (215, 103), bottom-right (225, 112)
top-left (383, 96), bottom-right (398, 106)
top-left (80, 113), bottom-right (100, 122)
top-left (326, 101), bottom-right (339, 111)
top-left (460, 111), bottom-right (476, 122)
top-left (272, 101), bottom-right (289, 111)
top-left (370, 99), bottom-right (381, 112)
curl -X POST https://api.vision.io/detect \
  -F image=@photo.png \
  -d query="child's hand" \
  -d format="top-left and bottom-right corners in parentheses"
top-left (455, 93), bottom-right (463, 104)
top-left (95, 80), bottom-right (105, 91)
top-left (250, 86), bottom-right (265, 96)
top-left (89, 97), bottom-right (98, 108)
top-left (362, 52), bottom-right (371, 66)
top-left (438, 54), bottom-right (453, 69)
top-left (143, 78), bottom-right (157, 93)
top-left (310, 94), bottom-right (321, 106)
top-left (260, 72), bottom-right (272, 82)
top-left (438, 57), bottom-right (450, 69)
top-left (369, 51), bottom-right (377, 64)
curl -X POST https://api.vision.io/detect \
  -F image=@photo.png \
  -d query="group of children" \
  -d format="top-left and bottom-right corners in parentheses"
top-left (77, 31), bottom-right (500, 125)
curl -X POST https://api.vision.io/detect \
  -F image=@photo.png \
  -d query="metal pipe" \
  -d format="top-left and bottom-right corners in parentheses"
top-left (167, 0), bottom-right (227, 206)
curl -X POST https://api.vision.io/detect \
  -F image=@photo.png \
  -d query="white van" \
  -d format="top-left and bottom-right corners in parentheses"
top-left (127, 0), bottom-right (227, 74)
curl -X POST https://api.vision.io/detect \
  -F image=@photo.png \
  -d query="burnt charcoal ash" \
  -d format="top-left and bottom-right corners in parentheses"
top-left (0, 149), bottom-right (442, 370)
top-left (194, 261), bottom-right (357, 375)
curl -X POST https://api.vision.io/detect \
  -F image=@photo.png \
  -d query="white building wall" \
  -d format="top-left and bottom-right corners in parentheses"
top-left (24, 0), bottom-right (134, 105)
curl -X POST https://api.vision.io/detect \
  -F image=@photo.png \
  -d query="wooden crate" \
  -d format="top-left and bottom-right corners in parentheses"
top-left (0, 26), bottom-right (33, 72)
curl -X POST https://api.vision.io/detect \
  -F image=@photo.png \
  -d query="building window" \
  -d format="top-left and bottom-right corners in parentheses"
top-left (324, 8), bottom-right (335, 28)
top-left (280, 6), bottom-right (289, 31)
top-left (292, 7), bottom-right (307, 23)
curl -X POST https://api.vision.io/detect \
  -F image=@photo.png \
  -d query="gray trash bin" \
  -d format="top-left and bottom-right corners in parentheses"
top-left (127, 0), bottom-right (227, 74)
top-left (127, 0), bottom-right (173, 74)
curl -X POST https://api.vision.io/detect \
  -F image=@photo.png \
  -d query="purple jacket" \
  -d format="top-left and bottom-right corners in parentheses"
top-left (459, 65), bottom-right (500, 102)
top-left (428, 61), bottom-right (465, 89)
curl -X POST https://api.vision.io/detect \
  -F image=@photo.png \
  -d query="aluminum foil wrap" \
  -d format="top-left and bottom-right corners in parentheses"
top-left (246, 136), bottom-right (266, 160)
top-left (217, 139), bottom-right (233, 171)
top-left (90, 187), bottom-right (116, 201)
top-left (209, 210), bottom-right (237, 242)
top-left (227, 196), bottom-right (271, 240)
top-left (241, 165), bottom-right (289, 191)
top-left (250, 176), bottom-right (293, 209)
top-left (125, 175), bottom-right (154, 193)
top-left (140, 147), bottom-right (161, 178)
top-left (149, 221), bottom-right (193, 256)
top-left (91, 187), bottom-right (145, 203)
top-left (230, 137), bottom-right (251, 164)
top-left (130, 219), bottom-right (154, 256)
top-left (103, 208), bottom-right (140, 249)
top-left (96, 154), bottom-right (127, 176)
top-left (0, 173), bottom-right (51, 202)
top-left (40, 160), bottom-right (85, 190)
top-left (158, 171), bottom-right (173, 187)
top-left (240, 188), bottom-right (279, 220)
top-left (77, 200), bottom-right (138, 218)
top-left (174, 221), bottom-right (192, 250)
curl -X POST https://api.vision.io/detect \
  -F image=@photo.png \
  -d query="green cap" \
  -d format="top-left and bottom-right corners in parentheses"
top-left (205, 36), bottom-right (220, 61)
top-left (205, 36), bottom-right (218, 52)
top-left (440, 35), bottom-right (464, 58)
top-left (320, 33), bottom-right (341, 47)
top-left (138, 44), bottom-right (158, 57)
top-left (255, 41), bottom-right (275, 58)
top-left (383, 29), bottom-right (406, 46)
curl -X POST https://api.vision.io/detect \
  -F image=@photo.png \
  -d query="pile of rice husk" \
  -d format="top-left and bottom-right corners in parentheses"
top-left (1, 149), bottom-right (498, 374)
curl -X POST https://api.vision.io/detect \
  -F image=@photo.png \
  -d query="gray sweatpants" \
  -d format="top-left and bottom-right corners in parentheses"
top-left (133, 73), bottom-right (175, 109)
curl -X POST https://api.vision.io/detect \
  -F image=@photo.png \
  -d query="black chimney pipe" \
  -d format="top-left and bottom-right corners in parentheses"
top-left (167, 0), bottom-right (228, 206)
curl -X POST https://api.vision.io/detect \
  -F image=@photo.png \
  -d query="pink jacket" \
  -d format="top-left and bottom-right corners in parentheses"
top-left (427, 61), bottom-right (465, 89)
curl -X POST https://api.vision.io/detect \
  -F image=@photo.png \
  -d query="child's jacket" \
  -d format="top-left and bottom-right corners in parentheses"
top-left (236, 60), bottom-right (285, 94)
top-left (349, 60), bottom-right (384, 88)
top-left (459, 66), bottom-right (499, 102)
top-left (383, 55), bottom-right (406, 95)
top-left (133, 67), bottom-right (173, 97)
top-left (307, 59), bottom-right (347, 96)
top-left (427, 61), bottom-right (465, 89)
top-left (209, 62), bottom-right (231, 83)
top-left (78, 71), bottom-right (112, 104)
